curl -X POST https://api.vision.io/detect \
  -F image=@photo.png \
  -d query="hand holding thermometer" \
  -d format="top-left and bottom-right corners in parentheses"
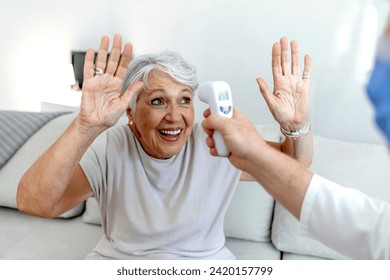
top-left (197, 81), bottom-right (233, 157)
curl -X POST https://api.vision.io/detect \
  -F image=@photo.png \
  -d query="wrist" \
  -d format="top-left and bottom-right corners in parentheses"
top-left (73, 114), bottom-right (106, 141)
top-left (280, 121), bottom-right (311, 140)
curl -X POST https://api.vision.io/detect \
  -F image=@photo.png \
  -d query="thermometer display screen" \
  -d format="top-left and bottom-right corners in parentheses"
top-left (218, 91), bottom-right (230, 101)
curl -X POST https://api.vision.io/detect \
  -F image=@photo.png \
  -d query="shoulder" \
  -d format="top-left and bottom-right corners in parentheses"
top-left (87, 124), bottom-right (132, 155)
top-left (191, 123), bottom-right (205, 139)
top-left (106, 124), bottom-right (133, 145)
top-left (188, 123), bottom-right (207, 150)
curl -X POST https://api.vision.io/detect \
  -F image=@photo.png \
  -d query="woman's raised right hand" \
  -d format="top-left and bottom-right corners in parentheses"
top-left (78, 34), bottom-right (143, 134)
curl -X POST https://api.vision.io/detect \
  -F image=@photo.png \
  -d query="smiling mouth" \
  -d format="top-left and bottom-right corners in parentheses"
top-left (158, 129), bottom-right (183, 137)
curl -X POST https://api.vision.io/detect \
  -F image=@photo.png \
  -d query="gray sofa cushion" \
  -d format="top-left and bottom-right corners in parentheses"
top-left (0, 207), bottom-right (103, 259)
top-left (0, 113), bottom-right (83, 218)
top-left (224, 181), bottom-right (274, 242)
top-left (0, 111), bottom-right (70, 169)
top-left (225, 238), bottom-right (281, 260)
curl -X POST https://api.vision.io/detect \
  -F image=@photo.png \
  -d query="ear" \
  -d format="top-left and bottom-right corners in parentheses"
top-left (126, 108), bottom-right (134, 124)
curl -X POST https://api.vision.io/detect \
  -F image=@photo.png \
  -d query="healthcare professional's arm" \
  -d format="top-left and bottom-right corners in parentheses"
top-left (203, 108), bottom-right (390, 259)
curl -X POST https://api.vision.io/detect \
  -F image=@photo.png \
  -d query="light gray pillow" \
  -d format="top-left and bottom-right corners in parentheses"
top-left (0, 113), bottom-right (84, 218)
top-left (271, 136), bottom-right (390, 259)
top-left (224, 125), bottom-right (279, 242)
top-left (224, 181), bottom-right (274, 242)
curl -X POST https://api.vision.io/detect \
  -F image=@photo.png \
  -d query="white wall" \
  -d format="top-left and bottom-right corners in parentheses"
top-left (0, 0), bottom-right (389, 145)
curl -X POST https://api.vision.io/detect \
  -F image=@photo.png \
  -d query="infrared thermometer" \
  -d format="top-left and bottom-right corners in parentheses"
top-left (197, 81), bottom-right (233, 157)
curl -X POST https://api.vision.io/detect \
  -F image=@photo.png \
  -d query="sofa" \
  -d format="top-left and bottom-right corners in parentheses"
top-left (1, 111), bottom-right (390, 260)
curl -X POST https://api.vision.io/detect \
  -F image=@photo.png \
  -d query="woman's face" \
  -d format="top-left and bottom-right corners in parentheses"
top-left (127, 70), bottom-right (195, 159)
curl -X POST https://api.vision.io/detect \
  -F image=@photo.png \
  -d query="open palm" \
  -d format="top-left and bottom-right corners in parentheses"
top-left (257, 37), bottom-right (312, 131)
top-left (79, 35), bottom-right (143, 131)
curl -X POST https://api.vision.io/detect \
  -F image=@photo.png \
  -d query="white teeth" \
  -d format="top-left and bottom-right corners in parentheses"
top-left (160, 129), bottom-right (182, 136)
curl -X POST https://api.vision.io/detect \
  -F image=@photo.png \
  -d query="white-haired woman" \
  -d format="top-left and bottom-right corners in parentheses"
top-left (17, 34), bottom-right (312, 259)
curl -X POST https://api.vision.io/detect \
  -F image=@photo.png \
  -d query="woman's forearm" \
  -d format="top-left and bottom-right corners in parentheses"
top-left (17, 114), bottom-right (101, 217)
top-left (242, 129), bottom-right (313, 182)
top-left (281, 130), bottom-right (313, 167)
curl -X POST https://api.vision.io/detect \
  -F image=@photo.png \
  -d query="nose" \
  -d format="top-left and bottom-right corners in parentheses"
top-left (165, 103), bottom-right (181, 123)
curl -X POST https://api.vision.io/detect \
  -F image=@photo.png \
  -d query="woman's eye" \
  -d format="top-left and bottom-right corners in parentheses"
top-left (180, 97), bottom-right (191, 104)
top-left (151, 98), bottom-right (164, 105)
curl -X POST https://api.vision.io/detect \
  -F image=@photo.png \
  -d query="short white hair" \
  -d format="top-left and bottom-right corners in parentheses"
top-left (121, 50), bottom-right (198, 112)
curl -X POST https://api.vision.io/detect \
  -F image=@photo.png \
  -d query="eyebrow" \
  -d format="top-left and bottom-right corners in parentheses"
top-left (146, 87), bottom-right (192, 95)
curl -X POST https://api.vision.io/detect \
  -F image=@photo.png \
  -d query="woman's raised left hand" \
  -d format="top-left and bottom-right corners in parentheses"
top-left (256, 37), bottom-right (312, 131)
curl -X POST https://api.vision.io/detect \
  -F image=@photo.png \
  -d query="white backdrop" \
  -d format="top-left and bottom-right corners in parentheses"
top-left (0, 0), bottom-right (389, 145)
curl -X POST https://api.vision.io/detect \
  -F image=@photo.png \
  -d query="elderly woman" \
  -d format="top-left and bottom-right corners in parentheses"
top-left (17, 34), bottom-right (312, 259)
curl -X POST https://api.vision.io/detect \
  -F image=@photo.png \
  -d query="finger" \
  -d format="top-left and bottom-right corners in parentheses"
top-left (302, 54), bottom-right (312, 80)
top-left (202, 114), bottom-right (222, 133)
top-left (203, 126), bottom-right (214, 137)
top-left (83, 48), bottom-right (96, 80)
top-left (95, 35), bottom-right (110, 70)
top-left (291, 40), bottom-right (300, 76)
top-left (202, 119), bottom-right (223, 156)
top-left (106, 34), bottom-right (122, 75)
top-left (202, 109), bottom-right (216, 137)
top-left (271, 42), bottom-right (282, 77)
top-left (203, 108), bottom-right (211, 118)
top-left (121, 81), bottom-right (144, 108)
top-left (115, 42), bottom-right (133, 79)
top-left (204, 132), bottom-right (219, 157)
top-left (209, 147), bottom-right (218, 157)
top-left (280, 37), bottom-right (290, 75)
top-left (205, 135), bottom-right (215, 148)
top-left (256, 77), bottom-right (272, 105)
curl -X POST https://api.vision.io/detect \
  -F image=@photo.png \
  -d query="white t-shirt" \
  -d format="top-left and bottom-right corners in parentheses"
top-left (80, 123), bottom-right (241, 259)
top-left (300, 174), bottom-right (390, 259)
